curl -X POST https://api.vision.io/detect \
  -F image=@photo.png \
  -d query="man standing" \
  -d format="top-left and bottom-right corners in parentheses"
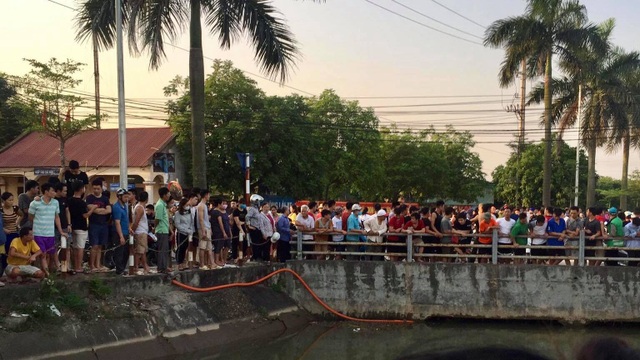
top-left (496, 207), bottom-right (515, 263)
top-left (584, 207), bottom-right (602, 266)
top-left (54, 183), bottom-right (72, 273)
top-left (346, 204), bottom-right (366, 260)
top-left (546, 208), bottom-right (567, 266)
top-left (197, 189), bottom-right (213, 269)
top-left (86, 179), bottom-right (111, 273)
top-left (295, 205), bottom-right (315, 260)
top-left (509, 213), bottom-right (530, 265)
top-left (68, 181), bottom-right (94, 273)
top-left (605, 208), bottom-right (625, 266)
top-left (60, 160), bottom-right (89, 195)
top-left (18, 180), bottom-right (39, 229)
top-left (624, 217), bottom-right (640, 267)
top-left (565, 206), bottom-right (583, 266)
top-left (29, 183), bottom-right (65, 275)
top-left (155, 187), bottom-right (171, 273)
top-left (5, 227), bottom-right (46, 282)
top-left (364, 209), bottom-right (388, 261)
top-left (231, 199), bottom-right (247, 262)
top-left (210, 197), bottom-right (230, 267)
top-left (478, 212), bottom-right (498, 264)
top-left (131, 191), bottom-right (150, 275)
top-left (440, 207), bottom-right (456, 262)
top-left (112, 188), bottom-right (131, 276)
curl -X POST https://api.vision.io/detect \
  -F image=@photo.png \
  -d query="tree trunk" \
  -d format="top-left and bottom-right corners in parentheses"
top-left (586, 137), bottom-right (597, 208)
top-left (189, 0), bottom-right (207, 189)
top-left (93, 33), bottom-right (101, 129)
top-left (542, 51), bottom-right (552, 207)
top-left (60, 140), bottom-right (66, 169)
top-left (621, 131), bottom-right (630, 210)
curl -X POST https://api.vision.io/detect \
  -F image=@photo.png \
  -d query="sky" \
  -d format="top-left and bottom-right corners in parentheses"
top-left (2, 0), bottom-right (640, 180)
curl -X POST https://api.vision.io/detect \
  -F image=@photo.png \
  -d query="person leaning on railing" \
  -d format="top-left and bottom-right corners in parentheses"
top-left (345, 204), bottom-right (366, 260)
top-left (509, 213), bottom-right (529, 265)
top-left (363, 209), bottom-right (387, 261)
top-left (624, 217), bottom-right (640, 267)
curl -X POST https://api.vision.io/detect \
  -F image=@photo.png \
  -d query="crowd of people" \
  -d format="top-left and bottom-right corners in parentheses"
top-left (2, 160), bottom-right (640, 287)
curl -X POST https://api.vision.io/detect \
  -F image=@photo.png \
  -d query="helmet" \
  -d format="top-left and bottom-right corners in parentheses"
top-left (250, 194), bottom-right (264, 203)
top-left (271, 232), bottom-right (280, 242)
top-left (116, 188), bottom-right (128, 196)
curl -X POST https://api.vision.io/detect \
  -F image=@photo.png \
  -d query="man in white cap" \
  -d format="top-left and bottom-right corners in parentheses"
top-left (364, 209), bottom-right (388, 260)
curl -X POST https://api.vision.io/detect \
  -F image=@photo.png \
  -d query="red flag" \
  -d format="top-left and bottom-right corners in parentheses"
top-left (41, 104), bottom-right (47, 127)
top-left (65, 107), bottom-right (71, 122)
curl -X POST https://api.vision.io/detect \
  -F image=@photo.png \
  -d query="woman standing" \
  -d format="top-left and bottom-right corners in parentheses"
top-left (275, 207), bottom-right (293, 263)
top-left (2, 192), bottom-right (21, 275)
top-left (174, 196), bottom-right (196, 270)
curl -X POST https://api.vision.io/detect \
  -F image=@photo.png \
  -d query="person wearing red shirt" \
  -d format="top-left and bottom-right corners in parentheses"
top-left (387, 207), bottom-right (405, 261)
top-left (403, 212), bottom-right (424, 262)
top-left (478, 212), bottom-right (498, 263)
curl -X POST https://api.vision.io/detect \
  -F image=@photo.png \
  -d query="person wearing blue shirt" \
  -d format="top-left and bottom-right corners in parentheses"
top-left (275, 207), bottom-right (292, 263)
top-left (346, 204), bottom-right (365, 260)
top-left (112, 188), bottom-right (131, 276)
top-left (624, 217), bottom-right (640, 266)
top-left (546, 208), bottom-right (567, 266)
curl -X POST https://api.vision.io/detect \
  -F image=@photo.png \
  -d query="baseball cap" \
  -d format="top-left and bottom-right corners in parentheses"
top-left (376, 209), bottom-right (387, 217)
top-left (625, 211), bottom-right (633, 217)
top-left (351, 204), bottom-right (362, 211)
top-left (609, 207), bottom-right (618, 214)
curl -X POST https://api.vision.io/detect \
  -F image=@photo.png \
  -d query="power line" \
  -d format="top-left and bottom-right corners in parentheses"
top-left (46, 0), bottom-right (75, 11)
top-left (390, 0), bottom-right (483, 40)
top-left (430, 0), bottom-right (486, 30)
top-left (363, 0), bottom-right (484, 46)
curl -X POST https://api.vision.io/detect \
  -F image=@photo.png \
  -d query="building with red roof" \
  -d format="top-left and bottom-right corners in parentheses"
top-left (0, 127), bottom-right (180, 202)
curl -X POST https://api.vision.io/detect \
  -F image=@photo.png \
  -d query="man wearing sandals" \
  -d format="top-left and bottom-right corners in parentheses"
top-left (5, 227), bottom-right (46, 282)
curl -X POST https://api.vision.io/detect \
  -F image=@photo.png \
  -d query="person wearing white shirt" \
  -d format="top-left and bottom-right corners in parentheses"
top-left (496, 208), bottom-right (516, 262)
top-left (364, 210), bottom-right (388, 260)
top-left (624, 217), bottom-right (640, 266)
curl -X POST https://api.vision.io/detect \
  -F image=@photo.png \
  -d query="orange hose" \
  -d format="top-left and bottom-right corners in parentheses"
top-left (171, 268), bottom-right (413, 324)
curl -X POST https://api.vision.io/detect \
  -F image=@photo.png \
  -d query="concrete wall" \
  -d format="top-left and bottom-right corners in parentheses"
top-left (284, 261), bottom-right (640, 323)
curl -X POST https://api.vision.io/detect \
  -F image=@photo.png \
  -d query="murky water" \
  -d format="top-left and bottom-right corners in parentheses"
top-left (200, 320), bottom-right (640, 360)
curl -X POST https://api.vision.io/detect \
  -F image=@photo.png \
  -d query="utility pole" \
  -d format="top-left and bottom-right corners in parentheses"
top-left (244, 153), bottom-right (251, 206)
top-left (574, 84), bottom-right (583, 206)
top-left (505, 60), bottom-right (527, 208)
top-left (93, 33), bottom-right (101, 129)
top-left (116, 0), bottom-right (127, 189)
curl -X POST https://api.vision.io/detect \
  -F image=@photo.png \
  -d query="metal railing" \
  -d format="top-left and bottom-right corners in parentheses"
top-left (286, 229), bottom-right (640, 266)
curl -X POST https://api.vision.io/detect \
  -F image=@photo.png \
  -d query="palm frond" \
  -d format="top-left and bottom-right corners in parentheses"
top-left (75, 0), bottom-right (126, 51)
top-left (235, 0), bottom-right (299, 83)
top-left (203, 0), bottom-right (241, 49)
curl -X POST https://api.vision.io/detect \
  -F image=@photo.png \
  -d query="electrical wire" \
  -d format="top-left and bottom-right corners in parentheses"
top-left (363, 0), bottom-right (484, 46)
top-left (430, 0), bottom-right (486, 29)
top-left (390, 0), bottom-right (484, 40)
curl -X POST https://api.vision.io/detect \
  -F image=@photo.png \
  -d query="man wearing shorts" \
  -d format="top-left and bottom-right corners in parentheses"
top-left (86, 179), bottom-right (111, 272)
top-left (29, 183), bottom-right (65, 275)
top-left (68, 181), bottom-right (94, 273)
top-left (5, 227), bottom-right (45, 281)
top-left (132, 191), bottom-right (151, 275)
top-left (210, 197), bottom-right (230, 267)
top-left (197, 189), bottom-right (213, 269)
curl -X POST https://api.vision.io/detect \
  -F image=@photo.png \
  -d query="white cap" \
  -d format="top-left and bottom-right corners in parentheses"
top-left (351, 204), bottom-right (362, 211)
top-left (376, 209), bottom-right (388, 217)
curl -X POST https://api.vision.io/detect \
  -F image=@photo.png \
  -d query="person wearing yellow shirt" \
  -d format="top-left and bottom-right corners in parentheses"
top-left (5, 227), bottom-right (45, 281)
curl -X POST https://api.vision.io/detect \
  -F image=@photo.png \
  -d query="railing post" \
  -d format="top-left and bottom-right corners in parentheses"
top-left (407, 234), bottom-right (413, 262)
top-left (578, 229), bottom-right (585, 267)
top-left (296, 230), bottom-right (303, 260)
top-left (491, 229), bottom-right (498, 265)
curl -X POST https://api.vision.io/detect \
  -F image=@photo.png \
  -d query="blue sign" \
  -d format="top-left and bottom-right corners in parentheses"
top-left (110, 183), bottom-right (136, 191)
top-left (236, 153), bottom-right (253, 171)
top-left (263, 195), bottom-right (295, 210)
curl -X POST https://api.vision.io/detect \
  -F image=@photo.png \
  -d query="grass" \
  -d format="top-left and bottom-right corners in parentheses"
top-left (88, 278), bottom-right (112, 300)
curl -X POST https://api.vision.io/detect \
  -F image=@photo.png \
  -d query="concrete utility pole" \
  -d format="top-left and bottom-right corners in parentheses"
top-left (116, 0), bottom-right (127, 189)
top-left (505, 60), bottom-right (527, 208)
top-left (574, 84), bottom-right (583, 206)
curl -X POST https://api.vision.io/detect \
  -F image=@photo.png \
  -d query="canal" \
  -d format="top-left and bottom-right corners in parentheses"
top-left (199, 320), bottom-right (640, 360)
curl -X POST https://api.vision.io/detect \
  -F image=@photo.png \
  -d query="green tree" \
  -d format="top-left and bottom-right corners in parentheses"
top-left (527, 19), bottom-right (640, 207)
top-left (19, 58), bottom-right (96, 167)
top-left (492, 139), bottom-right (589, 207)
top-left (76, 0), bottom-right (309, 189)
top-left (0, 75), bottom-right (36, 148)
top-left (484, 0), bottom-right (605, 207)
top-left (595, 176), bottom-right (621, 208)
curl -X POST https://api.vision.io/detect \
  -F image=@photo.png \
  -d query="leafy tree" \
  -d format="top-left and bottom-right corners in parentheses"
top-left (0, 75), bottom-right (36, 148)
top-left (492, 139), bottom-right (588, 207)
top-left (485, 0), bottom-right (605, 207)
top-left (19, 58), bottom-right (96, 167)
top-left (76, 0), bottom-right (312, 189)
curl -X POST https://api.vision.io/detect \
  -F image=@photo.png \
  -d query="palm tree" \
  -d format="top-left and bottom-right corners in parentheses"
top-left (75, 0), bottom-right (304, 188)
top-left (607, 69), bottom-right (640, 210)
top-left (484, 0), bottom-right (605, 207)
top-left (527, 19), bottom-right (640, 207)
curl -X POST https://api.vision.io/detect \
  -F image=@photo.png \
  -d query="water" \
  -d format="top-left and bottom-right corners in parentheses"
top-left (201, 320), bottom-right (640, 360)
